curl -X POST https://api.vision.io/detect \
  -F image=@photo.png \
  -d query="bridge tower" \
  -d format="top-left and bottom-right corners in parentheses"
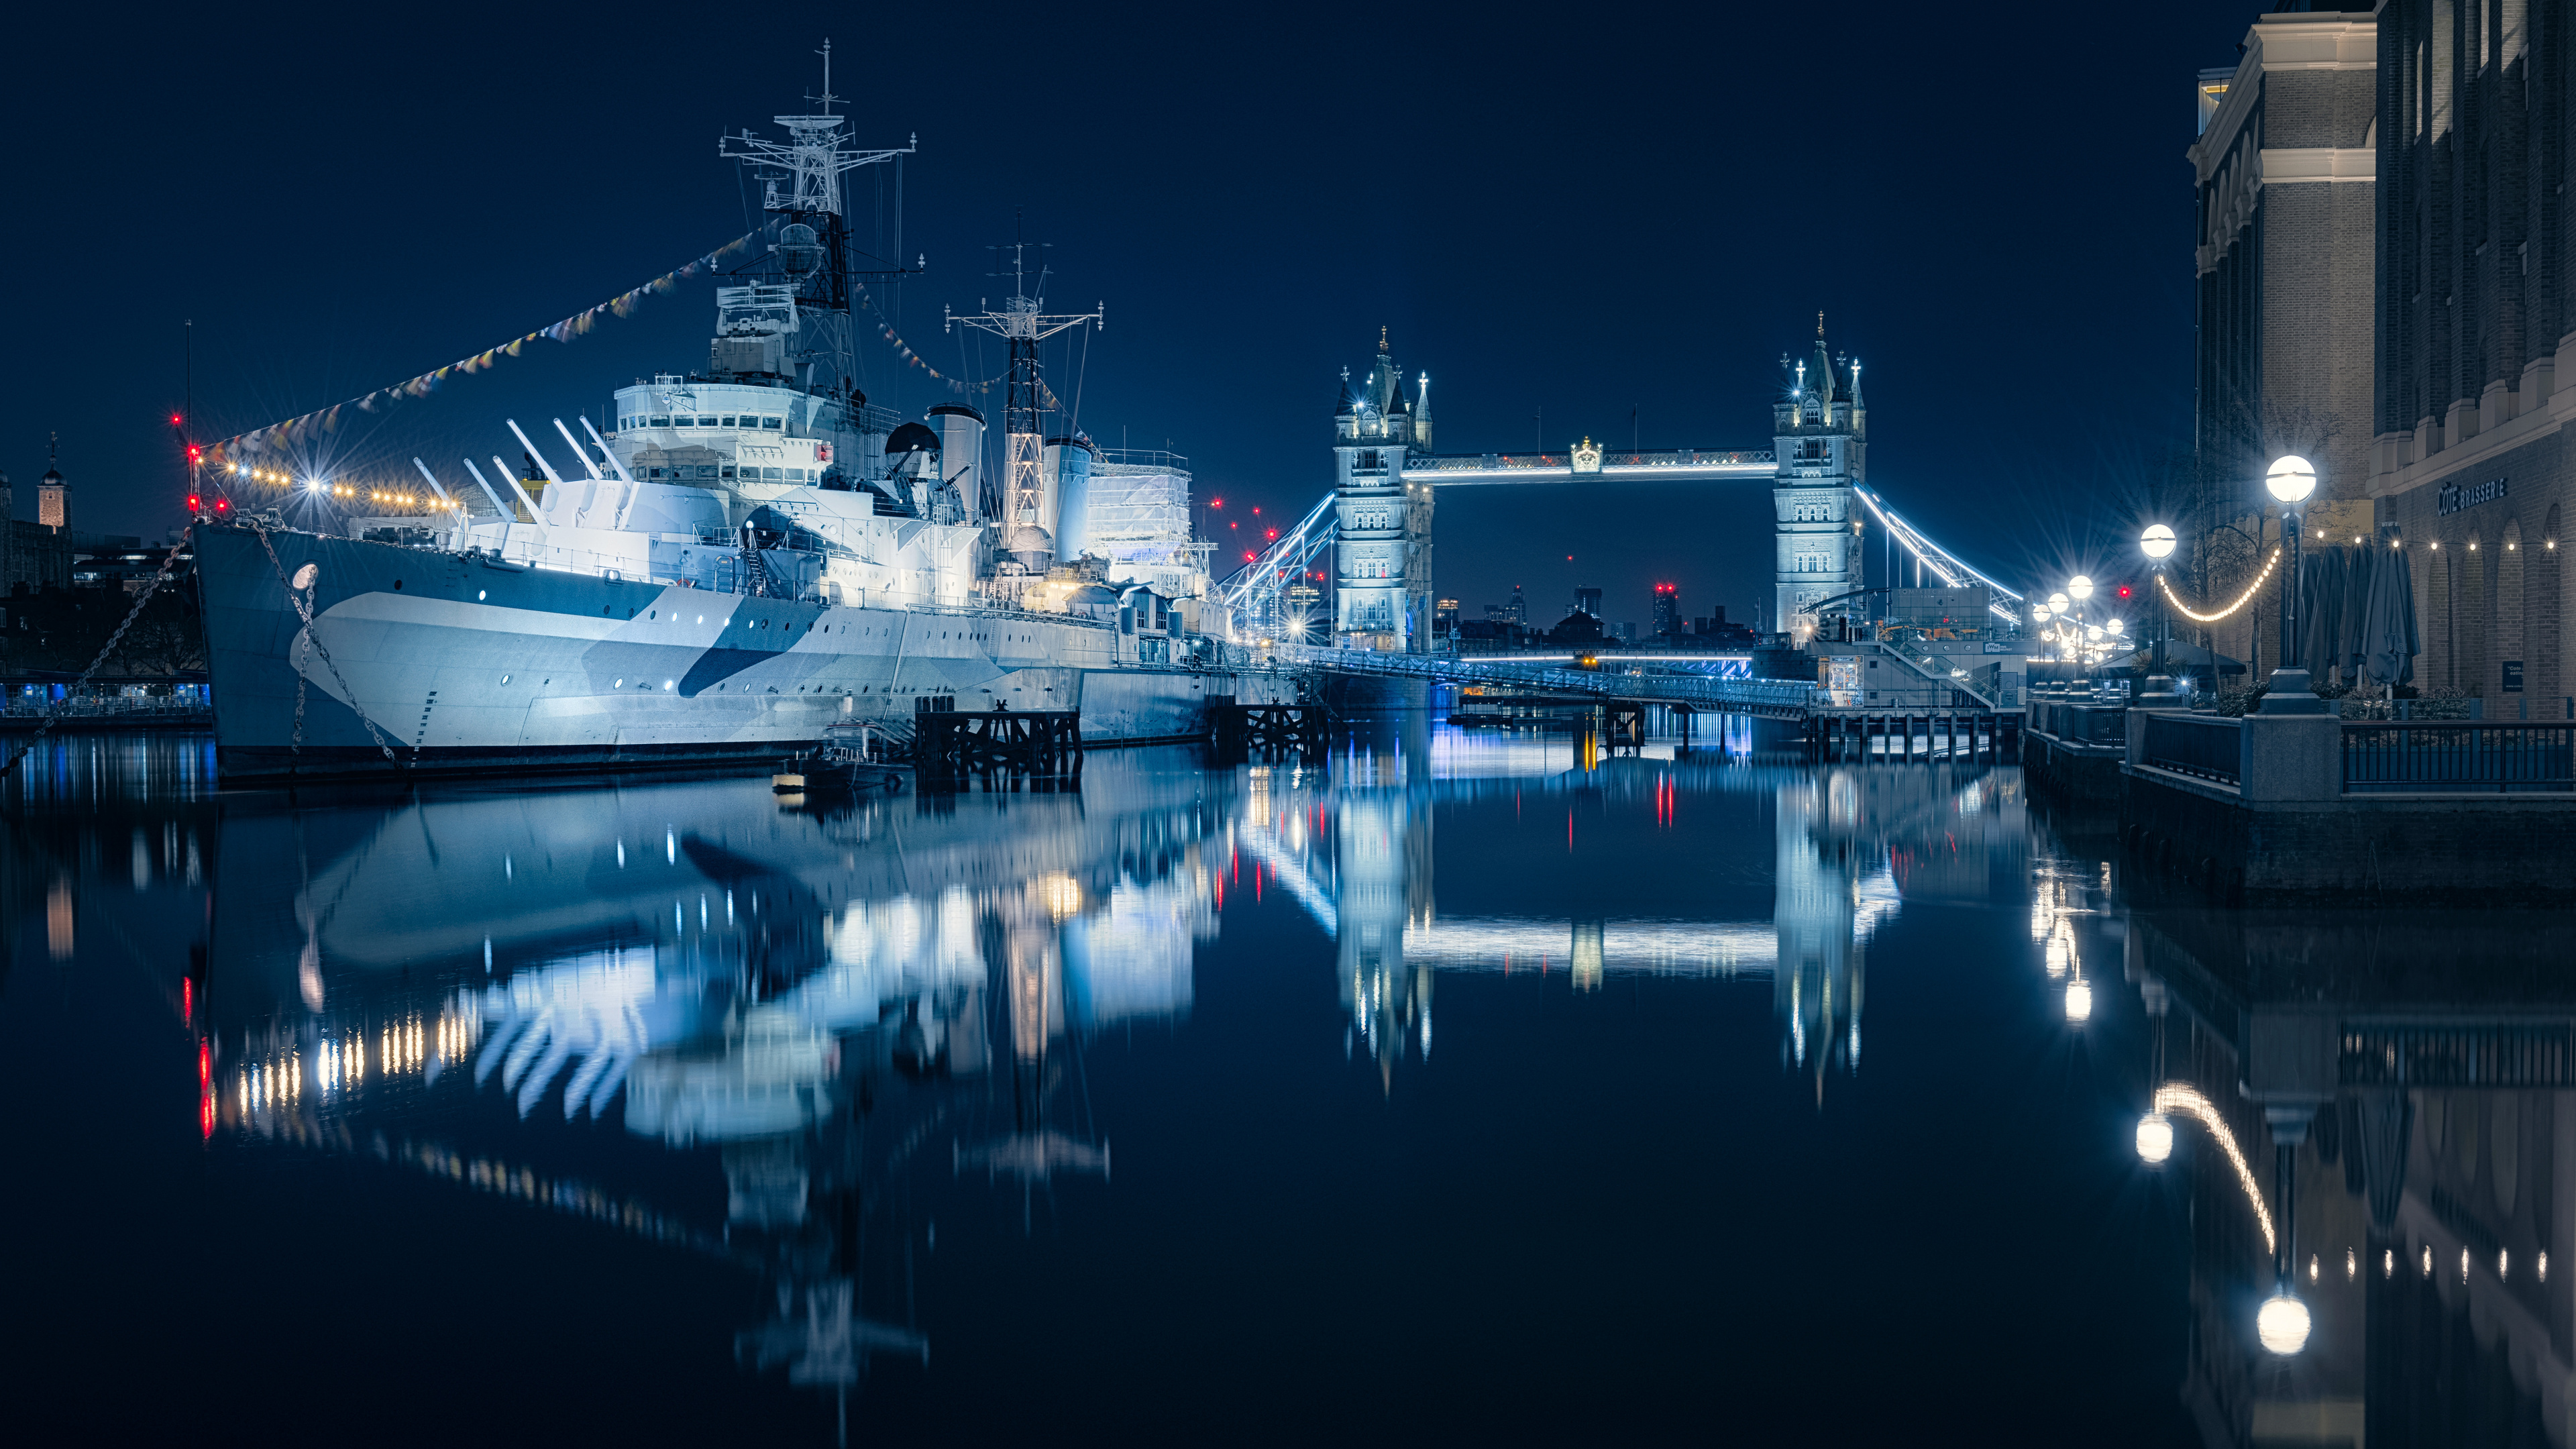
top-left (1773, 317), bottom-right (1866, 636)
top-left (1332, 331), bottom-right (1435, 651)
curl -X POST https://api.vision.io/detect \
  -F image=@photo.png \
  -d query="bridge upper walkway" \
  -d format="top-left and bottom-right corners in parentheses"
top-left (1215, 448), bottom-right (2033, 707)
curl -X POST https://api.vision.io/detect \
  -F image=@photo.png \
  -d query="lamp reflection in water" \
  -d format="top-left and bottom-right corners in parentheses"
top-left (2257, 1292), bottom-right (2314, 1356)
top-left (2134, 1112), bottom-right (2174, 1165)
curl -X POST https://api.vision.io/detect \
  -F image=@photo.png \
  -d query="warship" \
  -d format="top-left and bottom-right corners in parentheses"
top-left (194, 64), bottom-right (1290, 781)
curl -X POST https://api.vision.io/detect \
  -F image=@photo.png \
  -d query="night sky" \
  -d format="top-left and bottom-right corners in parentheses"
top-left (6, 1), bottom-right (2256, 627)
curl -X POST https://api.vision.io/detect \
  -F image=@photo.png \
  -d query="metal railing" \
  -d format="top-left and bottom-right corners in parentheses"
top-left (2034, 702), bottom-right (2125, 745)
top-left (1879, 636), bottom-right (2011, 710)
top-left (2341, 722), bottom-right (2576, 793)
top-left (2341, 1020), bottom-right (2576, 1086)
top-left (3, 699), bottom-right (213, 722)
top-left (2141, 712), bottom-right (2242, 786)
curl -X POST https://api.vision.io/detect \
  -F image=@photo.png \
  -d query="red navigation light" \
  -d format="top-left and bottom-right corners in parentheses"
top-left (186, 493), bottom-right (201, 512)
top-left (2117, 584), bottom-right (2133, 599)
top-left (1210, 498), bottom-right (1223, 508)
top-left (1252, 506), bottom-right (1261, 515)
top-left (168, 413), bottom-right (183, 427)
top-left (186, 444), bottom-right (203, 464)
top-left (1266, 529), bottom-right (1278, 540)
top-left (1244, 550), bottom-right (1255, 561)
top-left (215, 498), bottom-right (229, 513)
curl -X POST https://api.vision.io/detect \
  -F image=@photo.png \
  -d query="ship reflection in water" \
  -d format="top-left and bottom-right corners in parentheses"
top-left (17, 721), bottom-right (2576, 1441)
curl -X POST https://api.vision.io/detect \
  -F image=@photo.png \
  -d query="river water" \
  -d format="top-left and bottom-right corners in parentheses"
top-left (1, 722), bottom-right (2555, 1443)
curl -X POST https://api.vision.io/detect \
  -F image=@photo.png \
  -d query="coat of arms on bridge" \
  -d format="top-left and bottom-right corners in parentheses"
top-left (1570, 437), bottom-right (1604, 475)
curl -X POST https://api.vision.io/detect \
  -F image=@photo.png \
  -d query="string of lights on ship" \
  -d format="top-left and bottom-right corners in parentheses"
top-left (193, 460), bottom-right (462, 517)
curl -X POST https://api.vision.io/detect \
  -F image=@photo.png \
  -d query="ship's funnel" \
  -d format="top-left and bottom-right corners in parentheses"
top-left (928, 405), bottom-right (985, 524)
top-left (1044, 436), bottom-right (1096, 558)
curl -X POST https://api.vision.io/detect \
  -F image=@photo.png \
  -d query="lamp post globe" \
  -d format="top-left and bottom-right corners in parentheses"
top-left (2068, 575), bottom-right (2095, 602)
top-left (2266, 455), bottom-right (2318, 505)
top-left (2107, 619), bottom-right (2125, 635)
top-left (2140, 523), bottom-right (2178, 560)
top-left (2049, 592), bottom-right (2070, 613)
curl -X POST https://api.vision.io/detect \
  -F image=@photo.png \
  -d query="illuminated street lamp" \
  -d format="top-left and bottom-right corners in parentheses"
top-left (2262, 455), bottom-right (2323, 712)
top-left (2068, 574), bottom-right (2094, 603)
top-left (2140, 523), bottom-right (2177, 688)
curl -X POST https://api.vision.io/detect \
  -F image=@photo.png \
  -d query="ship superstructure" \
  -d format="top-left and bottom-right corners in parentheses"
top-left (191, 66), bottom-right (1283, 781)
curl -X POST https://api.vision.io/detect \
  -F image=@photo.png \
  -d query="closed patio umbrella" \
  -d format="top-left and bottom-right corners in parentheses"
top-left (2300, 546), bottom-right (2347, 684)
top-left (2336, 544), bottom-right (2373, 681)
top-left (2362, 541), bottom-right (2418, 690)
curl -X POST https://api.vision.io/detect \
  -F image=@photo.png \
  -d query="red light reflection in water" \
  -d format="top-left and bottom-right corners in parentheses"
top-left (198, 1038), bottom-right (215, 1138)
top-left (182, 976), bottom-right (193, 1024)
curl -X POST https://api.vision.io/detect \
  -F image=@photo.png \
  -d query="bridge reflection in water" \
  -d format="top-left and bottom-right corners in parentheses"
top-left (23, 720), bottom-right (2435, 1441)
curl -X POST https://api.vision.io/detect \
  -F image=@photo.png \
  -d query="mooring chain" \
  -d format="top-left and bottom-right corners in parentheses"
top-left (292, 631), bottom-right (311, 754)
top-left (0, 531), bottom-right (195, 781)
top-left (246, 517), bottom-right (405, 767)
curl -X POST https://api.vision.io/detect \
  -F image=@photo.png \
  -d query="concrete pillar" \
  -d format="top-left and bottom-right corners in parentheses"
top-left (2240, 712), bottom-right (2341, 801)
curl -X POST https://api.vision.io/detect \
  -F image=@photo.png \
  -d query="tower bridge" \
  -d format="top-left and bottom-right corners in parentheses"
top-left (1216, 321), bottom-right (2025, 680)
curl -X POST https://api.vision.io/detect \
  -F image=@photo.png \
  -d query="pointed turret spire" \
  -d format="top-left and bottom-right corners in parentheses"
top-left (1810, 312), bottom-right (1835, 405)
top-left (1336, 366), bottom-right (1356, 416)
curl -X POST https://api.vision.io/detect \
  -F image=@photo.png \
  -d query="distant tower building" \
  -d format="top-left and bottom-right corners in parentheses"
top-left (1572, 584), bottom-right (1602, 618)
top-left (0, 467), bottom-right (13, 589)
top-left (1652, 583), bottom-right (1681, 636)
top-left (38, 434), bottom-right (67, 533)
top-left (1774, 317), bottom-right (1865, 635)
top-left (1333, 331), bottom-right (1435, 651)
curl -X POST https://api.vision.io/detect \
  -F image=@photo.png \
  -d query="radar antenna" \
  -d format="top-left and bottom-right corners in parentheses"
top-left (717, 48), bottom-right (921, 409)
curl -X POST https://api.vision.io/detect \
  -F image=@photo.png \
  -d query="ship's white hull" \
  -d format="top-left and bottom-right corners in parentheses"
top-left (197, 526), bottom-right (1296, 781)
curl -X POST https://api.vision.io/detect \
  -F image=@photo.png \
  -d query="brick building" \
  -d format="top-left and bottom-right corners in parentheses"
top-left (2364, 0), bottom-right (2576, 704)
top-left (2188, 7), bottom-right (2379, 678)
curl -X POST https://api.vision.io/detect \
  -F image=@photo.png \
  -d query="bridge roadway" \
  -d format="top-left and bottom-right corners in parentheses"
top-left (1267, 643), bottom-right (1819, 718)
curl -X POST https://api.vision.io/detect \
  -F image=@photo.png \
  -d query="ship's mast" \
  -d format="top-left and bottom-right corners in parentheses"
top-left (718, 43), bottom-right (917, 407)
top-left (945, 244), bottom-right (1102, 547)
